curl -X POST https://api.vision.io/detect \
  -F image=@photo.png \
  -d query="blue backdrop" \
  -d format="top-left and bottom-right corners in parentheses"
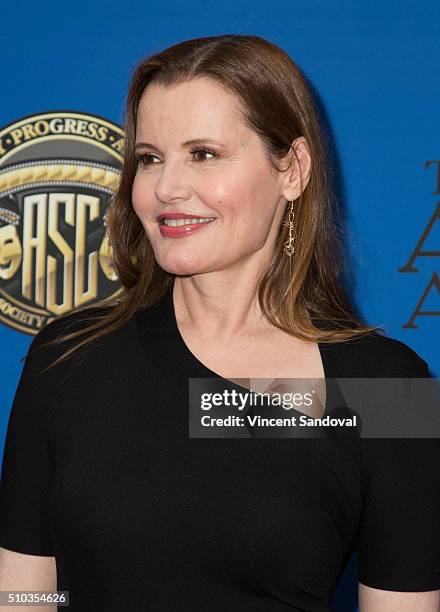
top-left (1, 2), bottom-right (438, 610)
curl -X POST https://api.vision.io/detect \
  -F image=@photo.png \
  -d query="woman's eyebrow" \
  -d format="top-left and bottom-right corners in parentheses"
top-left (134, 138), bottom-right (225, 150)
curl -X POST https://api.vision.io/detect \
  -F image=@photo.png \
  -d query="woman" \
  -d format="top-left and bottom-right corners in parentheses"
top-left (0, 35), bottom-right (439, 612)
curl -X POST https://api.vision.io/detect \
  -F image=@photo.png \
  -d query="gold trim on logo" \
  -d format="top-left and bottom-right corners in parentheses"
top-left (0, 160), bottom-right (121, 195)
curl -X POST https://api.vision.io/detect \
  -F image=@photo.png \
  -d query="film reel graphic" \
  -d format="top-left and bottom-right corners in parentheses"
top-left (0, 112), bottom-right (124, 334)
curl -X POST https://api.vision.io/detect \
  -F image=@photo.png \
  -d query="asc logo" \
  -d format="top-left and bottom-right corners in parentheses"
top-left (0, 111), bottom-right (124, 335)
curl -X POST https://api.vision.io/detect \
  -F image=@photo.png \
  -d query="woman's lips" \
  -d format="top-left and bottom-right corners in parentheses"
top-left (159, 219), bottom-right (216, 238)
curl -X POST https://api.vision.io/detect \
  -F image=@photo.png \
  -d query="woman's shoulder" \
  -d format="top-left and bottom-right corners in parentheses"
top-left (25, 306), bottom-right (115, 372)
top-left (31, 305), bottom-right (110, 347)
top-left (325, 330), bottom-right (430, 378)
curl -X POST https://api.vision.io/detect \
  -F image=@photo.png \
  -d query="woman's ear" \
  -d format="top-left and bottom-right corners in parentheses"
top-left (281, 136), bottom-right (312, 201)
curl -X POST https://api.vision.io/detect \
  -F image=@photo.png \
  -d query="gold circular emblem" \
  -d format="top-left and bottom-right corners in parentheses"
top-left (0, 111), bottom-right (124, 334)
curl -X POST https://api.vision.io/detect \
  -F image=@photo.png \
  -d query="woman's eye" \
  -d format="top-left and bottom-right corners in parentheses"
top-left (135, 153), bottom-right (158, 166)
top-left (135, 148), bottom-right (217, 167)
top-left (190, 148), bottom-right (217, 161)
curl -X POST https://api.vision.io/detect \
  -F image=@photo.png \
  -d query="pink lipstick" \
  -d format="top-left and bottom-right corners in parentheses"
top-left (157, 212), bottom-right (217, 239)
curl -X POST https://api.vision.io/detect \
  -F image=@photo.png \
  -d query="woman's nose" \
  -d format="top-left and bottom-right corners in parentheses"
top-left (154, 157), bottom-right (192, 204)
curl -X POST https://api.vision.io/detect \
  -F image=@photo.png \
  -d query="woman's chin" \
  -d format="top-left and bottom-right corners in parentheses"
top-left (156, 253), bottom-right (211, 276)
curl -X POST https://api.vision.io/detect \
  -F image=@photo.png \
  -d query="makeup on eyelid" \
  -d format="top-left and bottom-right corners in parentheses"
top-left (135, 147), bottom-right (218, 166)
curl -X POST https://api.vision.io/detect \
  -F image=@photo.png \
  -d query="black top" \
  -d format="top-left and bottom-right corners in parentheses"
top-left (0, 283), bottom-right (439, 611)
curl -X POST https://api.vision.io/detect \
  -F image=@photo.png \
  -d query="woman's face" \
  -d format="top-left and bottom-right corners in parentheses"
top-left (132, 77), bottom-right (294, 276)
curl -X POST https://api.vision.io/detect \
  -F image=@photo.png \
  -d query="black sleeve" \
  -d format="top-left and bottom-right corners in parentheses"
top-left (0, 308), bottom-right (96, 557)
top-left (0, 325), bottom-right (59, 556)
top-left (357, 353), bottom-right (440, 591)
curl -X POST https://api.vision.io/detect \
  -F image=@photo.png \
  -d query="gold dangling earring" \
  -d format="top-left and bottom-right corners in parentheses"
top-left (282, 200), bottom-right (296, 257)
